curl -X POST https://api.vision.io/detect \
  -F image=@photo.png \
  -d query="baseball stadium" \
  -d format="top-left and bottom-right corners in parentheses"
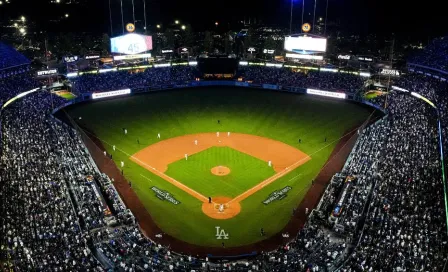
top-left (62, 87), bottom-right (375, 251)
top-left (1, 2), bottom-right (448, 271)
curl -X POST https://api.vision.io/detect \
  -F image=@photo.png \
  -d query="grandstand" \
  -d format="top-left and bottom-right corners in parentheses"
top-left (0, 42), bottom-right (31, 79)
top-left (408, 36), bottom-right (448, 79)
top-left (1, 40), bottom-right (448, 271)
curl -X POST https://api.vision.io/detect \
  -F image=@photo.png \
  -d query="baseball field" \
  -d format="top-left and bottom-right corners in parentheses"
top-left (64, 87), bottom-right (374, 249)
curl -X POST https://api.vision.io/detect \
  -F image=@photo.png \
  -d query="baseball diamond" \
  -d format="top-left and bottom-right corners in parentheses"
top-left (65, 87), bottom-right (374, 248)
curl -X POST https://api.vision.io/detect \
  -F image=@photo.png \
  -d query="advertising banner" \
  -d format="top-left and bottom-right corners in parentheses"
top-left (307, 89), bottom-right (346, 99)
top-left (37, 69), bottom-right (58, 77)
top-left (262, 84), bottom-right (279, 90)
top-left (92, 89), bottom-right (131, 99)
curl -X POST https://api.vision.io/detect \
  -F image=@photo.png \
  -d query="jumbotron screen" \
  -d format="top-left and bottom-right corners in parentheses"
top-left (284, 35), bottom-right (327, 53)
top-left (111, 34), bottom-right (153, 55)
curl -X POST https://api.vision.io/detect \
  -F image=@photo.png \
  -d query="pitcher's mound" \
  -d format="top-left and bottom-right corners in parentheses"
top-left (211, 166), bottom-right (231, 176)
top-left (202, 196), bottom-right (241, 219)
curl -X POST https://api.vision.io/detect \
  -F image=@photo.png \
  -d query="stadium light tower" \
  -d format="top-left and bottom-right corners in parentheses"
top-left (143, 0), bottom-right (147, 33)
top-left (289, 0), bottom-right (293, 34)
top-left (301, 0), bottom-right (305, 31)
top-left (313, 0), bottom-right (317, 33)
top-left (324, 0), bottom-right (329, 35)
top-left (131, 0), bottom-right (135, 25)
top-left (108, 0), bottom-right (113, 36)
top-left (120, 0), bottom-right (125, 34)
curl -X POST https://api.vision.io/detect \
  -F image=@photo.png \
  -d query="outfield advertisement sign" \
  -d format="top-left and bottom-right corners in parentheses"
top-left (235, 81), bottom-right (249, 87)
top-left (380, 68), bottom-right (400, 77)
top-left (63, 56), bottom-right (79, 63)
top-left (113, 53), bottom-right (152, 61)
top-left (307, 89), bottom-right (346, 99)
top-left (92, 89), bottom-right (131, 99)
top-left (285, 53), bottom-right (324, 60)
top-left (262, 186), bottom-right (292, 205)
top-left (263, 84), bottom-right (279, 90)
top-left (337, 54), bottom-right (351, 60)
top-left (85, 54), bottom-right (101, 60)
top-left (37, 69), bottom-right (58, 77)
top-left (151, 186), bottom-right (181, 205)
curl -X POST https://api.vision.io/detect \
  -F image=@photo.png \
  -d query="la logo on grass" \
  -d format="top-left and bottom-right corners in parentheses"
top-left (215, 226), bottom-right (229, 240)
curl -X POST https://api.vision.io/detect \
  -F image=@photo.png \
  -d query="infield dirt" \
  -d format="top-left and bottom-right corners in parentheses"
top-left (130, 133), bottom-right (311, 219)
top-left (210, 166), bottom-right (231, 176)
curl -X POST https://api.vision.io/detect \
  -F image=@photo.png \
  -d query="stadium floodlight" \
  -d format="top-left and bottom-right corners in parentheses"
top-left (21, 16), bottom-right (25, 22)
top-left (175, 20), bottom-right (179, 24)
top-left (156, 24), bottom-right (161, 29)
top-left (65, 14), bottom-right (69, 18)
top-left (56, 0), bottom-right (60, 3)
top-left (14, 23), bottom-right (18, 27)
top-left (215, 22), bottom-right (219, 26)
top-left (181, 25), bottom-right (186, 30)
top-left (19, 28), bottom-right (25, 33)
top-left (0, 1), bottom-right (3, 5)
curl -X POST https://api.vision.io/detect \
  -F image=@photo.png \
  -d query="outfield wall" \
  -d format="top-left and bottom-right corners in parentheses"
top-left (53, 80), bottom-right (386, 115)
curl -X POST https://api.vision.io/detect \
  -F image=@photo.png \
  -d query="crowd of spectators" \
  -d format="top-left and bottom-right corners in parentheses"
top-left (0, 73), bottom-right (40, 106)
top-left (238, 67), bottom-right (365, 93)
top-left (409, 36), bottom-right (448, 73)
top-left (0, 42), bottom-right (32, 79)
top-left (69, 66), bottom-right (364, 95)
top-left (340, 75), bottom-right (447, 271)
top-left (0, 91), bottom-right (103, 270)
top-left (71, 66), bottom-right (197, 94)
top-left (1, 63), bottom-right (448, 271)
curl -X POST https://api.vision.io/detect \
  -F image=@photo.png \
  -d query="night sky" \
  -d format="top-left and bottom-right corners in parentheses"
top-left (0, 0), bottom-right (445, 39)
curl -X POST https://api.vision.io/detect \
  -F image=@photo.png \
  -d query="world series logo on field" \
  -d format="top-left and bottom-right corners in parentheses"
top-left (262, 186), bottom-right (292, 205)
top-left (150, 186), bottom-right (181, 205)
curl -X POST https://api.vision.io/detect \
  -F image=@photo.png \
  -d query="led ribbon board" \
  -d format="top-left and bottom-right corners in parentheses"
top-left (307, 89), bottom-right (346, 99)
top-left (92, 89), bottom-right (131, 100)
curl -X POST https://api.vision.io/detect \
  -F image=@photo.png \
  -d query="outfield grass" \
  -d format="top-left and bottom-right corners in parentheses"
top-left (165, 146), bottom-right (276, 198)
top-left (64, 87), bottom-right (375, 247)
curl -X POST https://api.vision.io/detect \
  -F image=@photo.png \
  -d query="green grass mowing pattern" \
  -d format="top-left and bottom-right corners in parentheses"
top-left (63, 87), bottom-right (375, 247)
top-left (165, 146), bottom-right (277, 198)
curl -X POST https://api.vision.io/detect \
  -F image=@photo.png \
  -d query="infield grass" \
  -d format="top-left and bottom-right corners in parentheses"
top-left (63, 87), bottom-right (375, 247)
top-left (165, 146), bottom-right (276, 198)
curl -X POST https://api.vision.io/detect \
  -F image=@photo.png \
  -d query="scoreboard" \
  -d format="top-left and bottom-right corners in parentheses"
top-left (284, 35), bottom-right (327, 54)
top-left (111, 34), bottom-right (153, 55)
